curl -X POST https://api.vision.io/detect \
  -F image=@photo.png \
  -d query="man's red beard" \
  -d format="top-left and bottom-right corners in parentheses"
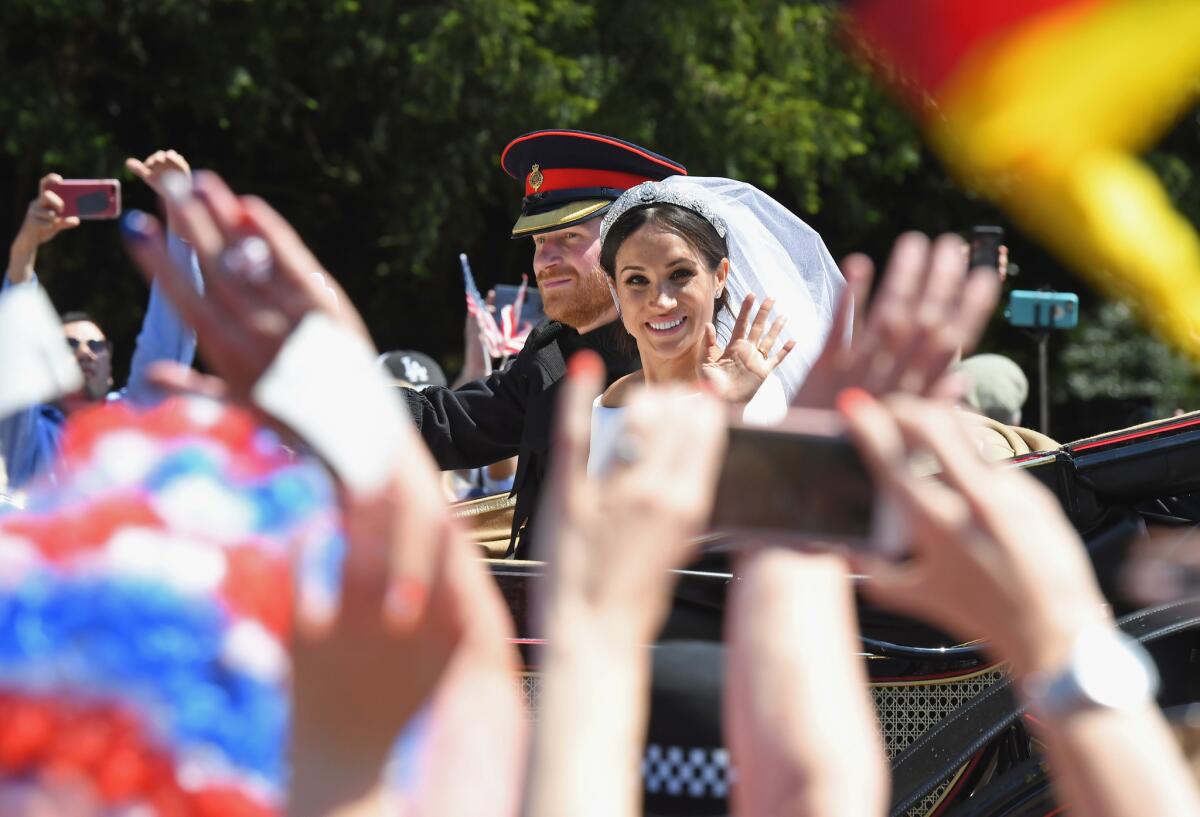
top-left (539, 264), bottom-right (614, 330)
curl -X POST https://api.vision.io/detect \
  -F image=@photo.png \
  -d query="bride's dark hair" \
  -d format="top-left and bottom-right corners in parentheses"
top-left (599, 203), bottom-right (732, 322)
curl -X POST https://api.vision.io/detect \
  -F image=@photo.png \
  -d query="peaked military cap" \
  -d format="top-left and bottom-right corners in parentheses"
top-left (501, 129), bottom-right (687, 238)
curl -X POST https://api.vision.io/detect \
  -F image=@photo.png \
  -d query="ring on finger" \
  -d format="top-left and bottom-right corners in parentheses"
top-left (218, 236), bottom-right (274, 284)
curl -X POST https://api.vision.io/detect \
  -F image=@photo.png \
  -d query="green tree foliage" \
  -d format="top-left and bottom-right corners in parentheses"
top-left (1, 0), bottom-right (1195, 438)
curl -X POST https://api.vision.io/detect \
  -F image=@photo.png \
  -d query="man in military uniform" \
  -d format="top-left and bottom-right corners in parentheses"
top-left (400, 130), bottom-right (687, 558)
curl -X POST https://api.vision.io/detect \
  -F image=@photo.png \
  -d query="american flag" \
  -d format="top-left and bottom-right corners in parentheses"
top-left (460, 253), bottom-right (534, 359)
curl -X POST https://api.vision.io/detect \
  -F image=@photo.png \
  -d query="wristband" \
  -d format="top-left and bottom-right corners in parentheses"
top-left (253, 312), bottom-right (408, 494)
top-left (0, 284), bottom-right (83, 418)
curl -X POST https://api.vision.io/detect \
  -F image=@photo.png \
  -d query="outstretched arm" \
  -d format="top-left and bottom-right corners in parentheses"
top-left (122, 151), bottom-right (203, 404)
top-left (4, 174), bottom-right (79, 288)
top-left (526, 354), bottom-right (727, 817)
top-left (120, 169), bottom-right (527, 817)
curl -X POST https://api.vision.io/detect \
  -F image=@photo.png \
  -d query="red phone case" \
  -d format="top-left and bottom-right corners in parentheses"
top-left (46, 180), bottom-right (122, 220)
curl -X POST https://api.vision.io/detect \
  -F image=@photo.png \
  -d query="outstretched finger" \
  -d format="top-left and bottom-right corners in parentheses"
top-left (758, 314), bottom-right (788, 355)
top-left (125, 157), bottom-right (151, 183)
top-left (729, 292), bottom-right (756, 341)
top-left (746, 297), bottom-right (775, 345)
top-left (536, 351), bottom-right (605, 562)
top-left (157, 173), bottom-right (250, 321)
top-left (950, 267), bottom-right (1002, 357)
top-left (866, 232), bottom-right (930, 338)
top-left (840, 252), bottom-right (875, 343)
top-left (917, 233), bottom-right (969, 322)
top-left (192, 170), bottom-right (246, 243)
top-left (767, 339), bottom-right (795, 370)
top-left (121, 210), bottom-right (222, 344)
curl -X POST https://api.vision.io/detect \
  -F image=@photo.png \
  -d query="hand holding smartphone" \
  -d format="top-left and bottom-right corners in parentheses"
top-left (45, 179), bottom-right (121, 220)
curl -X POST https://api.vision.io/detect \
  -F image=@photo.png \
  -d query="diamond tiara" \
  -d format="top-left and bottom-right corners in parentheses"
top-left (600, 181), bottom-right (728, 245)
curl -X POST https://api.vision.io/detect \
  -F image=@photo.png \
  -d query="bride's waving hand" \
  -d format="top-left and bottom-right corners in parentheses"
top-left (699, 293), bottom-right (795, 404)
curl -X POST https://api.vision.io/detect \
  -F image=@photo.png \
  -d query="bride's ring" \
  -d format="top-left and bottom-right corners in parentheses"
top-left (219, 236), bottom-right (274, 284)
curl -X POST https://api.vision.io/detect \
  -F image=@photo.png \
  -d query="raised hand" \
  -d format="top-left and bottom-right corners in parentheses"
top-left (6, 174), bottom-right (81, 284)
top-left (701, 293), bottom-right (795, 403)
top-left (125, 149), bottom-right (191, 199)
top-left (794, 232), bottom-right (1000, 409)
top-left (121, 170), bottom-right (369, 400)
top-left (838, 390), bottom-right (1109, 678)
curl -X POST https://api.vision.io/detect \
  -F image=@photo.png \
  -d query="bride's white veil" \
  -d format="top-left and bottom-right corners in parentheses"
top-left (600, 176), bottom-right (846, 400)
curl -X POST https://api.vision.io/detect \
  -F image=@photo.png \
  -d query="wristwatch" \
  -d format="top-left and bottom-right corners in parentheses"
top-left (1022, 624), bottom-right (1160, 719)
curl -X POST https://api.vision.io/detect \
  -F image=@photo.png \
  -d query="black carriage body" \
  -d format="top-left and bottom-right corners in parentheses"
top-left (487, 411), bottom-right (1200, 817)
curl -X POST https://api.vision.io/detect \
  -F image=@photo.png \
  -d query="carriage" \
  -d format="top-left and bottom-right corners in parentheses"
top-left (468, 410), bottom-right (1200, 817)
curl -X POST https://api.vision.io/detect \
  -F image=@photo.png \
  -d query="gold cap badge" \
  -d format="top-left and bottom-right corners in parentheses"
top-left (528, 163), bottom-right (544, 192)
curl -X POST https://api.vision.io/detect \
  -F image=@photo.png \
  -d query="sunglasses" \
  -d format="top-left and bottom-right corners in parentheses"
top-left (66, 338), bottom-right (111, 355)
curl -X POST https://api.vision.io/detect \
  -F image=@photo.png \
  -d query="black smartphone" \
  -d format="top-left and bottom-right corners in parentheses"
top-left (969, 225), bottom-right (1004, 272)
top-left (707, 410), bottom-right (903, 556)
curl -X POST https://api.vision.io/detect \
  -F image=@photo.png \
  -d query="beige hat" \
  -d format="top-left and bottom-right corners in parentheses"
top-left (955, 354), bottom-right (1029, 424)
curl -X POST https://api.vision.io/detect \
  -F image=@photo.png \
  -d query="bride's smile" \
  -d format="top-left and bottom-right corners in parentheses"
top-left (613, 227), bottom-right (728, 364)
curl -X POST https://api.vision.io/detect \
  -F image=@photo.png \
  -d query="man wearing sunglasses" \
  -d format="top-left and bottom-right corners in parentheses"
top-left (0, 150), bottom-right (201, 492)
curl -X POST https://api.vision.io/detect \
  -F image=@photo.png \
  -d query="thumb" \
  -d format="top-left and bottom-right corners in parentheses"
top-left (703, 322), bottom-right (721, 363)
top-left (125, 157), bottom-right (151, 182)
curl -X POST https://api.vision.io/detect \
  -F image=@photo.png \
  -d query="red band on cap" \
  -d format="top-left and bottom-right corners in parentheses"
top-left (526, 168), bottom-right (654, 197)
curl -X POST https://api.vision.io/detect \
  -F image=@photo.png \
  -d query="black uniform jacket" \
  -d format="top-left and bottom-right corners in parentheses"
top-left (401, 319), bottom-right (639, 559)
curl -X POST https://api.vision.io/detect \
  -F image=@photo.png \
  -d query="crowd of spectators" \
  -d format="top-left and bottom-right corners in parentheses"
top-left (1, 141), bottom-right (1199, 817)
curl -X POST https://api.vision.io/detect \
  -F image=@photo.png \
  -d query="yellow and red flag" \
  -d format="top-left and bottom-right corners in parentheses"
top-left (848, 0), bottom-right (1200, 354)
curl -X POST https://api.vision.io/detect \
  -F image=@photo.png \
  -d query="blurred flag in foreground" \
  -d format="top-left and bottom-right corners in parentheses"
top-left (847, 0), bottom-right (1200, 355)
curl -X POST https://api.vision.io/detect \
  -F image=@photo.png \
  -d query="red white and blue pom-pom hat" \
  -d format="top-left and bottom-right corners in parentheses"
top-left (501, 129), bottom-right (687, 238)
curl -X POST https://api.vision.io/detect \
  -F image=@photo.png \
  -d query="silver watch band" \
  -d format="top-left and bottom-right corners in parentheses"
top-left (1021, 624), bottom-right (1159, 719)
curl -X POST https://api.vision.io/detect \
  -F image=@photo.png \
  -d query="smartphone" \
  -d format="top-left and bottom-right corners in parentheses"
top-left (969, 225), bottom-right (1004, 272)
top-left (46, 179), bottom-right (121, 220)
top-left (1005, 290), bottom-right (1079, 330)
top-left (707, 410), bottom-right (903, 557)
top-left (494, 283), bottom-right (546, 327)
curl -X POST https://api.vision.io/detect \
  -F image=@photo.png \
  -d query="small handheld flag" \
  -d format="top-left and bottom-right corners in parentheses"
top-left (460, 253), bottom-right (534, 358)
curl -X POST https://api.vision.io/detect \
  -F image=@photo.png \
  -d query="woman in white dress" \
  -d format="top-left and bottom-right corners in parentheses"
top-left (588, 177), bottom-right (845, 473)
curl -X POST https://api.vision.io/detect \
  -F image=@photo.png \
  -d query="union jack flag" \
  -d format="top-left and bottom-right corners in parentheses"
top-left (460, 253), bottom-right (534, 359)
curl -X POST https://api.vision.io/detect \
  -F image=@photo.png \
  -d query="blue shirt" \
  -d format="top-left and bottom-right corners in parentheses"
top-left (0, 232), bottom-right (202, 490)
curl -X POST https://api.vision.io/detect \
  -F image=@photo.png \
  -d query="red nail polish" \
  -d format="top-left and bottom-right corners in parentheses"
top-left (567, 350), bottom-right (604, 381)
top-left (385, 578), bottom-right (428, 627)
top-left (836, 387), bottom-right (874, 417)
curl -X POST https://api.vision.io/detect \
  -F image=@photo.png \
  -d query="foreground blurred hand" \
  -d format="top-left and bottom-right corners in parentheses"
top-left (841, 391), bottom-right (1200, 817)
top-left (725, 549), bottom-right (889, 817)
top-left (794, 232), bottom-right (1000, 409)
top-left (121, 173), bottom-right (526, 817)
top-left (526, 351), bottom-right (726, 817)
